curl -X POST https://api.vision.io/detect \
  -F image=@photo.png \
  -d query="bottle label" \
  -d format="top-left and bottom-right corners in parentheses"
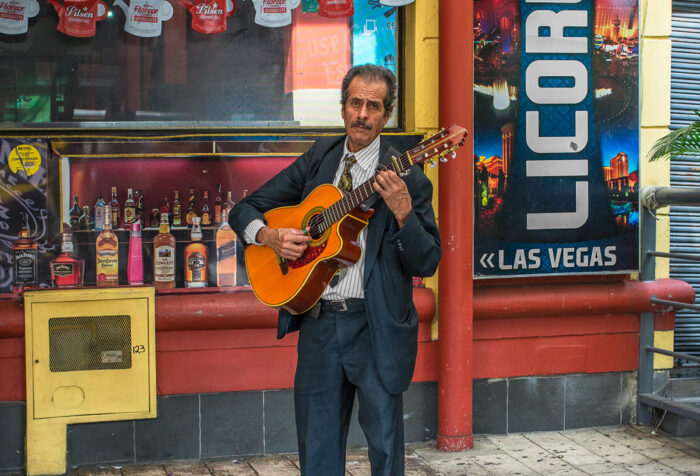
top-left (216, 240), bottom-right (237, 261)
top-left (124, 207), bottom-right (135, 223)
top-left (187, 252), bottom-right (206, 282)
top-left (214, 205), bottom-right (222, 223)
top-left (154, 245), bottom-right (175, 281)
top-left (112, 207), bottom-right (119, 226)
top-left (95, 206), bottom-right (105, 230)
top-left (52, 262), bottom-right (74, 277)
top-left (14, 249), bottom-right (37, 284)
top-left (96, 251), bottom-right (119, 281)
top-left (173, 205), bottom-right (182, 225)
top-left (201, 212), bottom-right (211, 225)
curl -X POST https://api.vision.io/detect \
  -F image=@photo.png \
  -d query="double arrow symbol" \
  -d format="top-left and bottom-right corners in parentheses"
top-left (480, 253), bottom-right (495, 268)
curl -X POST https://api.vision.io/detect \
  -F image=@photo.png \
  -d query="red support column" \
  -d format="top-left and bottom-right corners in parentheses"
top-left (437, 0), bottom-right (474, 451)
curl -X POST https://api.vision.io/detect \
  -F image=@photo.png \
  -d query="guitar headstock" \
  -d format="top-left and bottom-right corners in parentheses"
top-left (407, 124), bottom-right (468, 168)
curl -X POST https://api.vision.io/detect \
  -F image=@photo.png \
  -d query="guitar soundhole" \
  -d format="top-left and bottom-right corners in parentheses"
top-left (307, 213), bottom-right (324, 240)
top-left (287, 213), bottom-right (327, 269)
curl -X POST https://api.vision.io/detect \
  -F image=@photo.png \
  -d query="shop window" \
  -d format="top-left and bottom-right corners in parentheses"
top-left (0, 0), bottom-right (400, 129)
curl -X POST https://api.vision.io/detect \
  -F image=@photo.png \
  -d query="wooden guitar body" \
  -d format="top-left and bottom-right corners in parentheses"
top-left (244, 183), bottom-right (373, 315)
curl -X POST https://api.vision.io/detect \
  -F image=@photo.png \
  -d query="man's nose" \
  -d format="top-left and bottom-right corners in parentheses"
top-left (358, 103), bottom-right (369, 119)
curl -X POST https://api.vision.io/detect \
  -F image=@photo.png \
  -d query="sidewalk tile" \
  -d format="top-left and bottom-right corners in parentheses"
top-left (471, 453), bottom-right (539, 474)
top-left (248, 456), bottom-right (299, 475)
top-left (523, 431), bottom-right (606, 465)
top-left (345, 452), bottom-right (371, 476)
top-left (205, 459), bottom-right (257, 476)
top-left (622, 459), bottom-right (682, 474)
top-left (576, 462), bottom-right (636, 474)
top-left (487, 434), bottom-right (578, 473)
top-left (122, 464), bottom-right (167, 476)
top-left (405, 454), bottom-right (438, 476)
top-left (163, 461), bottom-right (211, 476)
top-left (78, 468), bottom-right (122, 476)
top-left (603, 427), bottom-right (671, 452)
top-left (657, 456), bottom-right (700, 473)
top-left (412, 447), bottom-right (491, 475)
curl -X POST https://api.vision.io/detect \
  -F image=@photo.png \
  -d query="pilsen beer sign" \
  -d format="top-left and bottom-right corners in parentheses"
top-left (473, 0), bottom-right (639, 277)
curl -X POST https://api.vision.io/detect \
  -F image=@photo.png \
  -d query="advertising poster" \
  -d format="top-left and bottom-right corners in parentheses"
top-left (0, 139), bottom-right (52, 292)
top-left (352, 0), bottom-right (397, 73)
top-left (474, 0), bottom-right (639, 277)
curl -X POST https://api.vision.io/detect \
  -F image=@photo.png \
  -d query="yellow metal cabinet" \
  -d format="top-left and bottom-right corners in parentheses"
top-left (23, 287), bottom-right (157, 475)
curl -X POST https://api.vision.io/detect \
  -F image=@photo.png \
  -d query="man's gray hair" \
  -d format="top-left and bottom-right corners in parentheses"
top-left (340, 64), bottom-right (397, 113)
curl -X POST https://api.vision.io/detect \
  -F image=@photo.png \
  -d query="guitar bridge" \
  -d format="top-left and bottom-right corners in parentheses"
top-left (276, 253), bottom-right (289, 275)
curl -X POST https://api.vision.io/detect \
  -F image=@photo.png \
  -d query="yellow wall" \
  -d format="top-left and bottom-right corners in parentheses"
top-left (403, 0), bottom-right (441, 331)
top-left (640, 0), bottom-right (675, 369)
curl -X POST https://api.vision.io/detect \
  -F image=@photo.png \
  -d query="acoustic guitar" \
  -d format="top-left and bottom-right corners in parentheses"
top-left (245, 125), bottom-right (468, 314)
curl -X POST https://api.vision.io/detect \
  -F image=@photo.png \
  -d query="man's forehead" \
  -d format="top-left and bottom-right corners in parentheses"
top-left (346, 78), bottom-right (387, 101)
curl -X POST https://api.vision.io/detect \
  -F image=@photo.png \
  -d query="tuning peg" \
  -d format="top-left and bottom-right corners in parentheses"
top-left (429, 160), bottom-right (436, 168)
top-left (451, 151), bottom-right (457, 159)
top-left (439, 156), bottom-right (448, 163)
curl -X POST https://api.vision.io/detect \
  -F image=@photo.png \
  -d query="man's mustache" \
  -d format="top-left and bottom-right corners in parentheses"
top-left (351, 120), bottom-right (372, 130)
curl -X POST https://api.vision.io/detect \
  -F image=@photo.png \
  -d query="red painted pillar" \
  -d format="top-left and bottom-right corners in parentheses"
top-left (437, 0), bottom-right (474, 451)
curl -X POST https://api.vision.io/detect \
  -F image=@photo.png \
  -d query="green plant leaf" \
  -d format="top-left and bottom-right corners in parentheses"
top-left (648, 111), bottom-right (700, 162)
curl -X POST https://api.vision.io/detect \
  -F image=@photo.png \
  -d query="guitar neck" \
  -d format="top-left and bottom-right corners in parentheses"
top-left (320, 152), bottom-right (411, 229)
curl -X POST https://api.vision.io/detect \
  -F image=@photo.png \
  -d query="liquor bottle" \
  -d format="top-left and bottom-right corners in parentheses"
top-left (13, 212), bottom-right (37, 291)
top-left (69, 195), bottom-right (82, 229)
top-left (160, 197), bottom-right (170, 216)
top-left (172, 191), bottom-right (182, 227)
top-left (222, 190), bottom-right (236, 225)
top-left (127, 220), bottom-right (143, 286)
top-left (124, 188), bottom-right (136, 227)
top-left (96, 204), bottom-right (119, 286)
top-left (94, 195), bottom-right (105, 231)
top-left (216, 222), bottom-right (237, 287)
top-left (110, 186), bottom-right (120, 229)
top-left (186, 186), bottom-right (197, 226)
top-left (79, 206), bottom-right (91, 230)
top-left (153, 212), bottom-right (176, 289)
top-left (184, 216), bottom-right (208, 288)
top-left (150, 205), bottom-right (161, 228)
top-left (136, 189), bottom-right (145, 224)
top-left (51, 232), bottom-right (83, 288)
top-left (214, 184), bottom-right (223, 227)
top-left (201, 190), bottom-right (211, 226)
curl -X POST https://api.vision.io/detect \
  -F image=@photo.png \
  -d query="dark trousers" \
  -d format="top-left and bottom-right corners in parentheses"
top-left (294, 304), bottom-right (404, 476)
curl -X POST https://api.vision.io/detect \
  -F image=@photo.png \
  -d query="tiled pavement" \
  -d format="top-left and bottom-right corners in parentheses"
top-left (70, 425), bottom-right (700, 475)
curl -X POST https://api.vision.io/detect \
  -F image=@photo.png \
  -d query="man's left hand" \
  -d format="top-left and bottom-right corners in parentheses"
top-left (373, 170), bottom-right (411, 228)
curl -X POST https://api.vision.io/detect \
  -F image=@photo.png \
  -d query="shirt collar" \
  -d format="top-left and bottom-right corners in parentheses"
top-left (343, 134), bottom-right (381, 173)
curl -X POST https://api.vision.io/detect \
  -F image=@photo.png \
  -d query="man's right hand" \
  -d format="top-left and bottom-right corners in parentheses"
top-left (257, 226), bottom-right (311, 260)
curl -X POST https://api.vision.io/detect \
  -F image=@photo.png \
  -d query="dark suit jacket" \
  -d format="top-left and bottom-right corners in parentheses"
top-left (229, 135), bottom-right (442, 395)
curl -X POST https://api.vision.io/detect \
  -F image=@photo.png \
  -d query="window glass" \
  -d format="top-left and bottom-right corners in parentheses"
top-left (0, 0), bottom-right (399, 129)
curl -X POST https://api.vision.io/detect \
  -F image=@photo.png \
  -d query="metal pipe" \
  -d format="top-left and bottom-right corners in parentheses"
top-left (650, 296), bottom-right (700, 313)
top-left (641, 186), bottom-right (700, 210)
top-left (644, 346), bottom-right (700, 365)
top-left (647, 251), bottom-right (700, 263)
top-left (438, 0), bottom-right (474, 452)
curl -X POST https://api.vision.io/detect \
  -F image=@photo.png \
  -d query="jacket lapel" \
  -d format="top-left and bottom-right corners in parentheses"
top-left (363, 137), bottom-right (396, 285)
top-left (313, 138), bottom-right (345, 190)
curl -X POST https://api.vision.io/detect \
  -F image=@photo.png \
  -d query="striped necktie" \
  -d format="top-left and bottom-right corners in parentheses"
top-left (330, 154), bottom-right (356, 287)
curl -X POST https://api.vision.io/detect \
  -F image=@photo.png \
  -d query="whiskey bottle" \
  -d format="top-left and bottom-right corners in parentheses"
top-left (184, 216), bottom-right (207, 288)
top-left (216, 222), bottom-right (237, 287)
top-left (172, 191), bottom-right (182, 227)
top-left (153, 212), bottom-right (176, 289)
top-left (201, 190), bottom-right (211, 226)
top-left (186, 186), bottom-right (197, 226)
top-left (150, 205), bottom-right (161, 228)
top-left (127, 220), bottom-right (143, 285)
top-left (222, 190), bottom-right (236, 225)
top-left (94, 195), bottom-right (105, 231)
top-left (51, 232), bottom-right (83, 288)
top-left (160, 197), bottom-right (170, 216)
top-left (13, 212), bottom-right (37, 291)
top-left (110, 186), bottom-right (120, 229)
top-left (135, 189), bottom-right (145, 224)
top-left (69, 195), bottom-right (82, 229)
top-left (79, 205), bottom-right (91, 230)
top-left (124, 188), bottom-right (136, 227)
top-left (96, 204), bottom-right (119, 286)
top-left (214, 184), bottom-right (223, 227)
